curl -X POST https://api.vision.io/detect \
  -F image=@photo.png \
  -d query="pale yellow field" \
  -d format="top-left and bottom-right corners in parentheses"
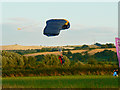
top-left (88, 48), bottom-right (116, 55)
top-left (24, 48), bottom-right (116, 56)
top-left (24, 50), bottom-right (88, 56)
top-left (0, 45), bottom-right (74, 50)
top-left (0, 45), bottom-right (43, 50)
top-left (0, 45), bottom-right (98, 50)
top-left (1, 45), bottom-right (116, 56)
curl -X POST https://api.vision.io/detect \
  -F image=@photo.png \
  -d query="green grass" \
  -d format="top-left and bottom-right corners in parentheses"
top-left (2, 75), bottom-right (119, 88)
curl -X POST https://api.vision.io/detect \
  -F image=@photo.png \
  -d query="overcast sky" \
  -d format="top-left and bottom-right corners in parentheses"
top-left (1, 2), bottom-right (118, 46)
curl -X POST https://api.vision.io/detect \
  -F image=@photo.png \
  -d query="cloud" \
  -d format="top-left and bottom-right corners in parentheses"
top-left (2, 22), bottom-right (117, 46)
top-left (70, 24), bottom-right (117, 34)
top-left (2, 23), bottom-right (43, 33)
top-left (70, 24), bottom-right (88, 30)
top-left (4, 17), bottom-right (41, 26)
top-left (8, 17), bottom-right (35, 22)
top-left (2, 17), bottom-right (44, 32)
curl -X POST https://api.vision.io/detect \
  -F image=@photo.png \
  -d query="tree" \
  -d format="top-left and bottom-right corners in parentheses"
top-left (81, 45), bottom-right (89, 49)
top-left (35, 55), bottom-right (44, 61)
top-left (28, 56), bottom-right (36, 66)
top-left (67, 50), bottom-right (72, 55)
top-left (42, 54), bottom-right (70, 67)
top-left (72, 53), bottom-right (83, 62)
top-left (42, 54), bottom-right (60, 66)
top-left (62, 55), bottom-right (70, 67)
top-left (94, 43), bottom-right (102, 46)
top-left (74, 61), bottom-right (85, 67)
top-left (23, 56), bottom-right (28, 65)
top-left (66, 50), bottom-right (72, 58)
top-left (74, 47), bottom-right (81, 50)
top-left (2, 56), bottom-right (7, 67)
top-left (106, 43), bottom-right (115, 48)
top-left (94, 50), bottom-right (117, 62)
top-left (17, 58), bottom-right (24, 66)
top-left (62, 50), bottom-right (67, 55)
top-left (100, 44), bottom-right (108, 48)
top-left (83, 51), bottom-right (90, 62)
top-left (88, 58), bottom-right (97, 65)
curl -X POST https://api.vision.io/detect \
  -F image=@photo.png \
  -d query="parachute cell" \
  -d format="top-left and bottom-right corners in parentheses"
top-left (43, 19), bottom-right (70, 36)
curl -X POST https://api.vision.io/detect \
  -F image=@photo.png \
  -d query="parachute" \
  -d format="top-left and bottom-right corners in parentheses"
top-left (43, 19), bottom-right (70, 36)
top-left (17, 28), bottom-right (21, 30)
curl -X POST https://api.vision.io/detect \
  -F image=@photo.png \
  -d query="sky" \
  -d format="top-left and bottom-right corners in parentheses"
top-left (1, 2), bottom-right (118, 46)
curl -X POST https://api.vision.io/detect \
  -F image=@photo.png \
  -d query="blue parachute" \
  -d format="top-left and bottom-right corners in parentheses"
top-left (43, 19), bottom-right (70, 37)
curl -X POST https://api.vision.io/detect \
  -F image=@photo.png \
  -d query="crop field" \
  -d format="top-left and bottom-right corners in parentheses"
top-left (2, 75), bottom-right (119, 88)
top-left (24, 48), bottom-right (116, 56)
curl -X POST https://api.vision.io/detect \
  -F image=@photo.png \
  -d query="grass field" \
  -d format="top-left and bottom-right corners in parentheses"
top-left (2, 75), bottom-right (119, 88)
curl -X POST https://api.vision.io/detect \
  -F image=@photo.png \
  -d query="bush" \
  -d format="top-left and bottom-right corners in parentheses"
top-left (88, 58), bottom-right (97, 65)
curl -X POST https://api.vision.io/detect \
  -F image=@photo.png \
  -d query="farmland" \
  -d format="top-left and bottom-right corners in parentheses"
top-left (24, 48), bottom-right (116, 56)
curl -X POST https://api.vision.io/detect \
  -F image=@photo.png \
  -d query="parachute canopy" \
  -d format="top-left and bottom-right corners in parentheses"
top-left (17, 28), bottom-right (21, 30)
top-left (43, 19), bottom-right (70, 36)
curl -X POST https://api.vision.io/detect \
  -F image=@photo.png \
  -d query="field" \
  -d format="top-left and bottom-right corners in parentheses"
top-left (2, 75), bottom-right (119, 88)
top-left (0, 45), bottom-right (98, 50)
top-left (0, 45), bottom-right (116, 56)
top-left (0, 45), bottom-right (43, 50)
top-left (24, 48), bottom-right (116, 56)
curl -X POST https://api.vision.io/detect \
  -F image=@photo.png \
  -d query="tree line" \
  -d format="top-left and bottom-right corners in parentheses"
top-left (5, 43), bottom-right (115, 55)
top-left (1, 50), bottom-right (119, 77)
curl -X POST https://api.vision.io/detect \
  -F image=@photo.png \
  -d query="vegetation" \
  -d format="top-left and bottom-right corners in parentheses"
top-left (94, 50), bottom-right (117, 61)
top-left (1, 43), bottom-right (118, 88)
top-left (1, 49), bottom-right (119, 77)
top-left (63, 50), bottom-right (118, 63)
top-left (100, 43), bottom-right (115, 48)
top-left (2, 75), bottom-right (119, 88)
top-left (5, 43), bottom-right (116, 55)
top-left (5, 48), bottom-right (59, 55)
top-left (73, 43), bottom-right (115, 50)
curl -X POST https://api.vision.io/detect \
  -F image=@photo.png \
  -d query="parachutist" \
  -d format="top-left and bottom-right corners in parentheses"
top-left (113, 69), bottom-right (118, 77)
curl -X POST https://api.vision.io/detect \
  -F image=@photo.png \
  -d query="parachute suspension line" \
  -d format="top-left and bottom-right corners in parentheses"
top-left (57, 35), bottom-right (63, 56)
top-left (17, 23), bottom-right (40, 30)
top-left (58, 47), bottom-right (62, 56)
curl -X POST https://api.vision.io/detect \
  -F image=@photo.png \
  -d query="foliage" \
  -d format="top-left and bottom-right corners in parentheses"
top-left (88, 58), bottom-right (97, 65)
top-left (1, 50), bottom-right (119, 77)
top-left (101, 43), bottom-right (115, 48)
top-left (94, 50), bottom-right (117, 62)
top-left (94, 43), bottom-right (115, 48)
top-left (6, 47), bottom-right (59, 55)
top-left (94, 43), bottom-right (102, 46)
top-left (81, 45), bottom-right (89, 49)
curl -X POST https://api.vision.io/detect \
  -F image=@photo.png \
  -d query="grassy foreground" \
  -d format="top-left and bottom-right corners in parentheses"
top-left (2, 75), bottom-right (119, 88)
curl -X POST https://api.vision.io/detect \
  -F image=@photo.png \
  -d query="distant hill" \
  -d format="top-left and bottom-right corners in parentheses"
top-left (1, 45), bottom-right (116, 56)
top-left (0, 45), bottom-right (43, 50)
top-left (24, 48), bottom-right (116, 56)
top-left (0, 44), bottom-right (98, 50)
